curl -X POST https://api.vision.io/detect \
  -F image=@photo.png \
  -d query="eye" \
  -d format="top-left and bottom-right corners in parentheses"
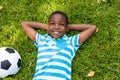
top-left (50, 22), bottom-right (55, 26)
top-left (60, 23), bottom-right (64, 25)
top-left (60, 23), bottom-right (65, 26)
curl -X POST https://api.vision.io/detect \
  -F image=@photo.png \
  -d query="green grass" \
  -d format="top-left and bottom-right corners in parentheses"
top-left (0, 0), bottom-right (120, 80)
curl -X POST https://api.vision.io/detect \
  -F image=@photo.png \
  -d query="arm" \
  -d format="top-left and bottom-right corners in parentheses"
top-left (68, 24), bottom-right (97, 44)
top-left (21, 21), bottom-right (48, 42)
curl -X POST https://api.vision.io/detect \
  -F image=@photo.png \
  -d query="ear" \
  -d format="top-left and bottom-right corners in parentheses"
top-left (67, 28), bottom-right (69, 31)
top-left (67, 25), bottom-right (70, 31)
top-left (66, 25), bottom-right (69, 31)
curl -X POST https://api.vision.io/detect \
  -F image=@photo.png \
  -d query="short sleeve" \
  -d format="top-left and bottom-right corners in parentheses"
top-left (69, 34), bottom-right (82, 49)
top-left (34, 33), bottom-right (41, 47)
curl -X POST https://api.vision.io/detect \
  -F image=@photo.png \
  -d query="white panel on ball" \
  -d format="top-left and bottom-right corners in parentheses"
top-left (0, 47), bottom-right (21, 78)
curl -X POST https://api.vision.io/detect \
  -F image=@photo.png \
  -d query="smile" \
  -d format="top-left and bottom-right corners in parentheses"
top-left (53, 31), bottom-right (61, 35)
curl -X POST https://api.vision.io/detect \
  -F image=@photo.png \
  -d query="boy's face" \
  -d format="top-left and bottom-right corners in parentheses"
top-left (48, 14), bottom-right (68, 38)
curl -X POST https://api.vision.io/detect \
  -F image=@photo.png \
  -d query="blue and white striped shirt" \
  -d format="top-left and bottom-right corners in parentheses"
top-left (33, 33), bottom-right (82, 80)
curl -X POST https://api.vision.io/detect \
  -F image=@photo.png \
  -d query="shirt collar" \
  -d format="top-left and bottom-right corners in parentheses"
top-left (46, 34), bottom-right (68, 40)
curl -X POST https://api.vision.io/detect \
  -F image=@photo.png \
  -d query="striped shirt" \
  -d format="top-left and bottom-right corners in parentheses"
top-left (33, 33), bottom-right (82, 80)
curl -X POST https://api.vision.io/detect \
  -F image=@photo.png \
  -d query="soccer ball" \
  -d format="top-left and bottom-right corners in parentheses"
top-left (0, 47), bottom-right (21, 78)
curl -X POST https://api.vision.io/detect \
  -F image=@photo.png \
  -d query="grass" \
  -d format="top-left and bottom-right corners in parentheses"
top-left (0, 0), bottom-right (120, 80)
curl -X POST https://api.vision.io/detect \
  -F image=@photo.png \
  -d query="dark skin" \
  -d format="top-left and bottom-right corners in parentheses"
top-left (21, 14), bottom-right (97, 44)
top-left (48, 14), bottom-right (68, 38)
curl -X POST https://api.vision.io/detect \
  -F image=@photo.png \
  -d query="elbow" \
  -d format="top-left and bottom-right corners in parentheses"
top-left (21, 21), bottom-right (26, 27)
top-left (91, 25), bottom-right (97, 33)
top-left (21, 21), bottom-right (28, 29)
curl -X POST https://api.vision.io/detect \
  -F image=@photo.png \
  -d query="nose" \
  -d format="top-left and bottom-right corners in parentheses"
top-left (55, 24), bottom-right (60, 29)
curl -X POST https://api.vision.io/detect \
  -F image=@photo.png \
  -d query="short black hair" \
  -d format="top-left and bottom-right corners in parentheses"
top-left (48, 11), bottom-right (68, 24)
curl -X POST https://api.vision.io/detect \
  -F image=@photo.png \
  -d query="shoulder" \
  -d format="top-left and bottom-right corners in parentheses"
top-left (36, 33), bottom-right (50, 42)
top-left (68, 34), bottom-right (79, 41)
top-left (68, 34), bottom-right (82, 47)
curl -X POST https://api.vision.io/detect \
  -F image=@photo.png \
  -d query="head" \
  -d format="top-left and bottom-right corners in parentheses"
top-left (48, 11), bottom-right (68, 38)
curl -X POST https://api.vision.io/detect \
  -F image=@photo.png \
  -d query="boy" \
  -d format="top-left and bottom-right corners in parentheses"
top-left (21, 11), bottom-right (97, 80)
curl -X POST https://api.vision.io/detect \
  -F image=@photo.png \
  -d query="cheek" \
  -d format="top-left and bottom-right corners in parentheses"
top-left (49, 26), bottom-right (53, 30)
top-left (61, 27), bottom-right (67, 32)
top-left (50, 24), bottom-right (56, 28)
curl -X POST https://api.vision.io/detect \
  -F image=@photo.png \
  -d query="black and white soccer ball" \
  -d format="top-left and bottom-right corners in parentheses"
top-left (0, 47), bottom-right (21, 78)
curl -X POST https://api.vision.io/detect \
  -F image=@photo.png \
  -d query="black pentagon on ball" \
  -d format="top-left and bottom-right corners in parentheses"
top-left (17, 58), bottom-right (21, 68)
top-left (5, 48), bottom-right (15, 54)
top-left (1, 59), bottom-right (11, 70)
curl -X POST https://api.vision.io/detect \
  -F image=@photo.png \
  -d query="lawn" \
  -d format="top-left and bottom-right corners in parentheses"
top-left (0, 0), bottom-right (120, 80)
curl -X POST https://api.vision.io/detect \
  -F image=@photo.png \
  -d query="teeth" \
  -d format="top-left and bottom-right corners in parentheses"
top-left (54, 32), bottom-right (59, 34)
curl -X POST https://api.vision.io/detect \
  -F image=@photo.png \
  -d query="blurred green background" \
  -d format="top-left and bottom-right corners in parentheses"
top-left (0, 0), bottom-right (120, 80)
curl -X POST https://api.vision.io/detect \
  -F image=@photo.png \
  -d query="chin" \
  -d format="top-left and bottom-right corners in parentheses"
top-left (51, 35), bottom-right (61, 39)
top-left (53, 36), bottom-right (60, 39)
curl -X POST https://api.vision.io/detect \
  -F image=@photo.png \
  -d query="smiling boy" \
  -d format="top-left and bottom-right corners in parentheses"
top-left (21, 11), bottom-right (96, 80)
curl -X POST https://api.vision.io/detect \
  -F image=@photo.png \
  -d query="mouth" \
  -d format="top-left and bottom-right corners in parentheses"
top-left (50, 31), bottom-right (62, 38)
top-left (53, 31), bottom-right (60, 35)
